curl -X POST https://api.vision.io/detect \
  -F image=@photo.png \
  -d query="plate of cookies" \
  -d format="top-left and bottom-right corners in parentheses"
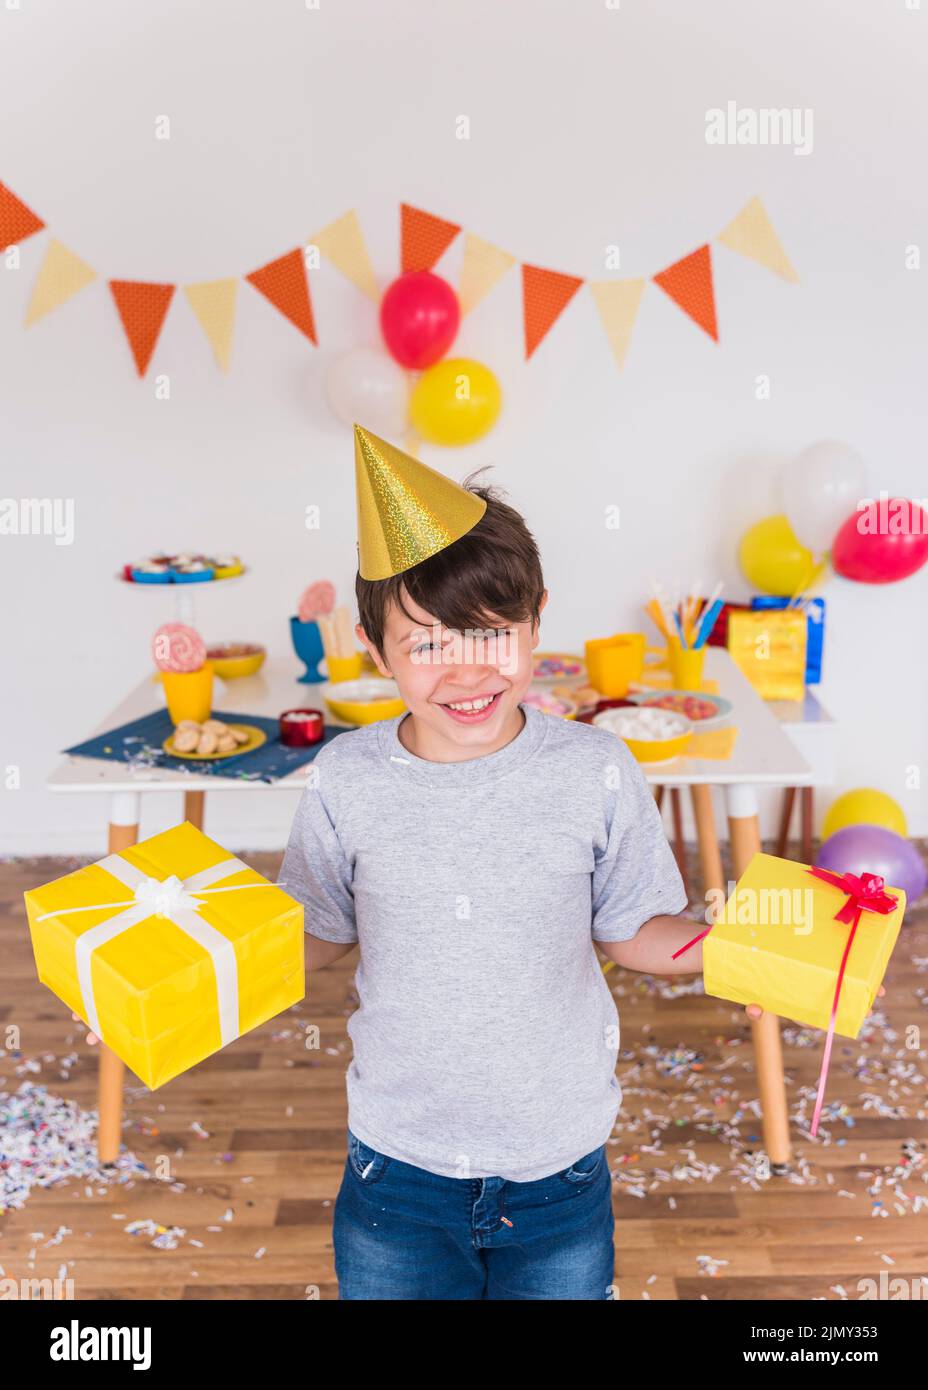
top-left (164, 718), bottom-right (267, 760)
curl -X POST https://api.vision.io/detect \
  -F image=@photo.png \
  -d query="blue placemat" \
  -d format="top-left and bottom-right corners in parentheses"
top-left (63, 709), bottom-right (349, 783)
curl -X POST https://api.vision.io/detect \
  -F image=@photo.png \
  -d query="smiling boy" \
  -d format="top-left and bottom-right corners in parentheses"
top-left (278, 427), bottom-right (708, 1300)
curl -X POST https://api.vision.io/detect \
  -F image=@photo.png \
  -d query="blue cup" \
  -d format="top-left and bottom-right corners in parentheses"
top-left (290, 616), bottom-right (326, 683)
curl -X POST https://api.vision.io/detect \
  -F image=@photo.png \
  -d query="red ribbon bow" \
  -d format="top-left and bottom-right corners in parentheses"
top-left (804, 867), bottom-right (898, 1137)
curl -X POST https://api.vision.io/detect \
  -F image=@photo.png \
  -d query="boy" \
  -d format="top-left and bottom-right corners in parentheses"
top-left (278, 427), bottom-right (710, 1300)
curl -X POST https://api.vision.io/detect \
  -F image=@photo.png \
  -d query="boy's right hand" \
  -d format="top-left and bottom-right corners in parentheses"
top-left (72, 1012), bottom-right (101, 1045)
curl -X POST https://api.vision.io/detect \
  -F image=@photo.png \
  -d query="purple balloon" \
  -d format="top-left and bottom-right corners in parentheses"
top-left (816, 824), bottom-right (927, 904)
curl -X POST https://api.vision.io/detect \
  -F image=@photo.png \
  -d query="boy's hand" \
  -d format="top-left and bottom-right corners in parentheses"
top-left (72, 1012), bottom-right (101, 1045)
top-left (745, 984), bottom-right (885, 1021)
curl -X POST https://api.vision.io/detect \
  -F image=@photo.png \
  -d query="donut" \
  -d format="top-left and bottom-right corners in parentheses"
top-left (297, 580), bottom-right (336, 624)
top-left (152, 623), bottom-right (207, 673)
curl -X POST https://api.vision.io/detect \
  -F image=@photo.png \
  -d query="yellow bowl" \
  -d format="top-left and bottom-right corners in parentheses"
top-left (206, 645), bottom-right (266, 679)
top-left (592, 707), bottom-right (694, 763)
top-left (621, 729), bottom-right (693, 763)
top-left (324, 678), bottom-right (405, 726)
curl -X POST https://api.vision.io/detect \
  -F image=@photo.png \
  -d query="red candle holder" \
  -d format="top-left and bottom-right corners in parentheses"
top-left (279, 708), bottom-right (325, 747)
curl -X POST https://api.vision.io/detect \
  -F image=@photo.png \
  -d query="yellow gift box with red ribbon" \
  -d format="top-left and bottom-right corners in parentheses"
top-left (23, 821), bottom-right (305, 1090)
top-left (703, 852), bottom-right (904, 1038)
top-left (684, 851), bottom-right (905, 1135)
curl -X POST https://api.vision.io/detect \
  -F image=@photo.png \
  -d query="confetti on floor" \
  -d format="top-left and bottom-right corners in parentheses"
top-left (0, 1082), bottom-right (149, 1214)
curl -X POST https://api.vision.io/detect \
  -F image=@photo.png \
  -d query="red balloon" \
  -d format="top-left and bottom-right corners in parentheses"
top-left (832, 497), bottom-right (928, 583)
top-left (380, 272), bottom-right (460, 369)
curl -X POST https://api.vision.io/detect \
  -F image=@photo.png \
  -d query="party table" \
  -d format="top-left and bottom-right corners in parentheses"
top-left (47, 649), bottom-right (812, 1170)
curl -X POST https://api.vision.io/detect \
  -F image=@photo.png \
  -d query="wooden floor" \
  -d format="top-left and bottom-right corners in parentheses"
top-left (1, 841), bottom-right (926, 1301)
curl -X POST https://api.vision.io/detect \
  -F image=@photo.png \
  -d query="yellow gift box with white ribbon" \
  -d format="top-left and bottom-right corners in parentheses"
top-left (703, 852), bottom-right (904, 1039)
top-left (23, 821), bottom-right (305, 1090)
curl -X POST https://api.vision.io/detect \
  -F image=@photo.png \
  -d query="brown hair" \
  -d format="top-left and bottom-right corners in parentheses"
top-left (355, 471), bottom-right (546, 657)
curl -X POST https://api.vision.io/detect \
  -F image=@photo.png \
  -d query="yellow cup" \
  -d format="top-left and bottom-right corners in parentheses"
top-left (160, 667), bottom-right (214, 724)
top-left (584, 636), bottom-right (639, 697)
top-left (667, 637), bottom-right (706, 690)
top-left (327, 651), bottom-right (364, 684)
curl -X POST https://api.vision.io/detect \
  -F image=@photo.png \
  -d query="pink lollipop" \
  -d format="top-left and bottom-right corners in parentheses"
top-left (152, 622), bottom-right (207, 673)
top-left (298, 580), bottom-right (336, 624)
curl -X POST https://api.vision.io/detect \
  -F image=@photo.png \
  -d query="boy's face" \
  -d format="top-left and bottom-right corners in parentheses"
top-left (356, 586), bottom-right (547, 758)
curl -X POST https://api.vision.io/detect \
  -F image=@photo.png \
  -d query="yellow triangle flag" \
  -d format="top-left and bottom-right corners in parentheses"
top-left (312, 210), bottom-right (378, 301)
top-left (589, 280), bottom-right (646, 370)
top-left (184, 279), bottom-right (237, 371)
top-left (717, 197), bottom-right (798, 283)
top-left (25, 239), bottom-right (97, 326)
top-left (458, 233), bottom-right (516, 315)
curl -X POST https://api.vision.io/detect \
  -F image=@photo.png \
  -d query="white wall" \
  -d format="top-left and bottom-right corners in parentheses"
top-left (2, 0), bottom-right (926, 854)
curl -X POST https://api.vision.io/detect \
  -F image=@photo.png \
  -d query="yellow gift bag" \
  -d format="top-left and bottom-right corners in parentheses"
top-left (23, 821), bottom-right (305, 1090)
top-left (727, 608), bottom-right (807, 700)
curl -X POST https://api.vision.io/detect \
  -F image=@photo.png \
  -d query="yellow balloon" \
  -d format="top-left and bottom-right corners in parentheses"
top-left (410, 358), bottom-right (502, 445)
top-left (738, 514), bottom-right (817, 595)
top-left (822, 789), bottom-right (908, 840)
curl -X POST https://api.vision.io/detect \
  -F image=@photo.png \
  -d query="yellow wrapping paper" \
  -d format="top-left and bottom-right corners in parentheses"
top-left (727, 609), bottom-right (807, 700)
top-left (704, 852), bottom-right (904, 1038)
top-left (23, 822), bottom-right (305, 1089)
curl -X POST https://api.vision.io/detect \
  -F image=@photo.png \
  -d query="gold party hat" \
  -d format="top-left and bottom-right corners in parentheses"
top-left (353, 424), bottom-right (487, 580)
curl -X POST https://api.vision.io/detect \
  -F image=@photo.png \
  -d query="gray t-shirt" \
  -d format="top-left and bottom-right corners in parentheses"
top-left (279, 702), bottom-right (688, 1182)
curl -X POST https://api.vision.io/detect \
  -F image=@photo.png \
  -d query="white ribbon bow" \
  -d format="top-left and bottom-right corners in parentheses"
top-left (36, 852), bottom-right (274, 1049)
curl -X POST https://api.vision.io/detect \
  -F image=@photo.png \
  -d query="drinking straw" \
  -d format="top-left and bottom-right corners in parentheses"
top-left (645, 597), bottom-right (671, 640)
top-left (694, 580), bottom-right (724, 629)
top-left (693, 598), bottom-right (724, 649)
top-left (673, 609), bottom-right (689, 648)
top-left (649, 579), bottom-right (676, 639)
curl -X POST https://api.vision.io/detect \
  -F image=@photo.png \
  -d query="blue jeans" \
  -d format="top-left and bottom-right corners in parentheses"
top-left (333, 1128), bottom-right (615, 1300)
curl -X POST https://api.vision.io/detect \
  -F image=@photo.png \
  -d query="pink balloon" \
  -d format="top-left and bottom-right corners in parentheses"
top-left (380, 272), bottom-right (460, 369)
top-left (832, 498), bottom-right (928, 583)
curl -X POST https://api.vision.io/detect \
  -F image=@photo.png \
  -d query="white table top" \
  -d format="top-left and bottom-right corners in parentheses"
top-left (627, 647), bottom-right (811, 787)
top-left (47, 647), bottom-right (811, 796)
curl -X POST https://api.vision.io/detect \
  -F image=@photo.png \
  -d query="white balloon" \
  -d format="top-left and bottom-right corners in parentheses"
top-left (325, 347), bottom-right (409, 435)
top-left (779, 440), bottom-right (868, 555)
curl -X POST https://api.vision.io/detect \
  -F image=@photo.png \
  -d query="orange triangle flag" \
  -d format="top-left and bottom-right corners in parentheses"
top-left (109, 280), bottom-right (175, 376)
top-left (0, 181), bottom-right (45, 249)
top-left (653, 245), bottom-right (718, 341)
top-left (246, 248), bottom-right (317, 344)
top-left (521, 264), bottom-right (584, 359)
top-left (400, 204), bottom-right (461, 274)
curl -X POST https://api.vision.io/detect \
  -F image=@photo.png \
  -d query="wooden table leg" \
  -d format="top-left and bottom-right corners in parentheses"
top-left (800, 786), bottom-right (813, 863)
top-left (669, 788), bottom-right (690, 900)
top-left (775, 786), bottom-right (796, 858)
top-left (184, 790), bottom-right (205, 831)
top-left (725, 784), bottom-right (792, 1169)
top-left (690, 784), bottom-right (725, 922)
top-left (99, 793), bottom-right (139, 1163)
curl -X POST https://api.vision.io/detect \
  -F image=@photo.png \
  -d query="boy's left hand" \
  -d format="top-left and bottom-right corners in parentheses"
top-left (745, 984), bottom-right (886, 1021)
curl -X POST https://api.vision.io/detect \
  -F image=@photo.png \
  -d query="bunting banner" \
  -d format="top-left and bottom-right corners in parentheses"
top-left (653, 244), bottom-right (718, 342)
top-left (0, 180), bottom-right (796, 379)
top-left (718, 194), bottom-right (798, 283)
top-left (184, 278), bottom-right (237, 371)
top-left (312, 209), bottom-right (379, 301)
top-left (0, 180), bottom-right (44, 250)
top-left (589, 279), bottom-right (646, 371)
top-left (458, 232), bottom-right (516, 316)
top-left (245, 248), bottom-right (317, 344)
top-left (522, 264), bottom-right (584, 358)
top-left (109, 281), bottom-right (175, 377)
top-left (400, 202), bottom-right (461, 273)
top-left (26, 239), bottom-right (96, 325)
